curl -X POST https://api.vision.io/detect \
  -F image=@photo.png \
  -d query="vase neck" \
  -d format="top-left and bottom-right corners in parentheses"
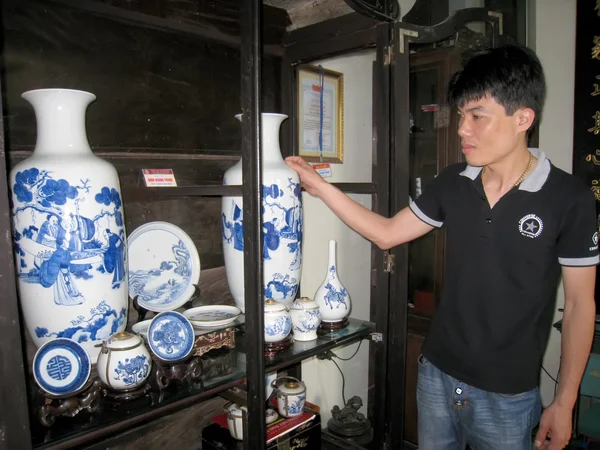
top-left (261, 114), bottom-right (286, 162)
top-left (22, 89), bottom-right (96, 156)
top-left (328, 240), bottom-right (337, 268)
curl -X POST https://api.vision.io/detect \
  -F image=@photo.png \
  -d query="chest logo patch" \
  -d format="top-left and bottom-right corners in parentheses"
top-left (518, 214), bottom-right (543, 238)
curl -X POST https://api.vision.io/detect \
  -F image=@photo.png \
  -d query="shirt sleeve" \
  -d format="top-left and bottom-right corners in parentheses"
top-left (409, 167), bottom-right (453, 228)
top-left (557, 188), bottom-right (600, 267)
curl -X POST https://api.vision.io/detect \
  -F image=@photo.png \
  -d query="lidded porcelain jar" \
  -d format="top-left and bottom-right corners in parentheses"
top-left (264, 299), bottom-right (292, 343)
top-left (290, 297), bottom-right (321, 341)
top-left (97, 331), bottom-right (151, 391)
top-left (271, 376), bottom-right (306, 418)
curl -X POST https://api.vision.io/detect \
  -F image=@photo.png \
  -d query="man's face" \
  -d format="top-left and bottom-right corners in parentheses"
top-left (457, 95), bottom-right (524, 167)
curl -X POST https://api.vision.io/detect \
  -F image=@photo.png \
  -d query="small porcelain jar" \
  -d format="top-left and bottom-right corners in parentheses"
top-left (290, 297), bottom-right (321, 341)
top-left (264, 299), bottom-right (292, 343)
top-left (271, 376), bottom-right (306, 418)
top-left (97, 331), bottom-right (151, 391)
top-left (225, 403), bottom-right (247, 440)
top-left (224, 403), bottom-right (279, 441)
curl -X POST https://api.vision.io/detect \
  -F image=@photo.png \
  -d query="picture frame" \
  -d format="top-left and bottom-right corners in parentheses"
top-left (296, 64), bottom-right (344, 163)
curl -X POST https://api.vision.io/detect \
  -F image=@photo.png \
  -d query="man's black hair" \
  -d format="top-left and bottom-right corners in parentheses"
top-left (448, 44), bottom-right (546, 132)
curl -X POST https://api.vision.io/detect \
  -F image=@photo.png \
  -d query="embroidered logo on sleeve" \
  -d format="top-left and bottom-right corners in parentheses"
top-left (518, 214), bottom-right (544, 238)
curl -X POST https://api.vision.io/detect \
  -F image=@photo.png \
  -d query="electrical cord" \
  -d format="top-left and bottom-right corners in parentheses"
top-left (318, 340), bottom-right (364, 407)
top-left (331, 339), bottom-right (364, 361)
top-left (331, 358), bottom-right (347, 406)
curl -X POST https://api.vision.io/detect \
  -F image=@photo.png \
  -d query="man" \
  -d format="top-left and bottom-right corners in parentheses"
top-left (285, 44), bottom-right (598, 450)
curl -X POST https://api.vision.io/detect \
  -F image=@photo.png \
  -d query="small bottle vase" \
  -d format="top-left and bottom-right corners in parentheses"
top-left (313, 240), bottom-right (351, 326)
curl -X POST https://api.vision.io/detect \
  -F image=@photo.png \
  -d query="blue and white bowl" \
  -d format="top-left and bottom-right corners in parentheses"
top-left (33, 338), bottom-right (91, 397)
top-left (147, 311), bottom-right (195, 362)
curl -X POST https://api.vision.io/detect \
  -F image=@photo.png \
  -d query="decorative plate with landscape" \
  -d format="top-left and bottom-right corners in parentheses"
top-left (127, 222), bottom-right (200, 312)
top-left (183, 305), bottom-right (241, 328)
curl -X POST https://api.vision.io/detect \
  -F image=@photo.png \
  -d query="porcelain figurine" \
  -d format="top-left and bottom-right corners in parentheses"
top-left (290, 297), bottom-right (321, 341)
top-left (97, 331), bottom-right (151, 391)
top-left (264, 299), bottom-right (292, 343)
top-left (221, 113), bottom-right (303, 312)
top-left (271, 376), bottom-right (306, 418)
top-left (314, 240), bottom-right (351, 323)
top-left (9, 89), bottom-right (128, 360)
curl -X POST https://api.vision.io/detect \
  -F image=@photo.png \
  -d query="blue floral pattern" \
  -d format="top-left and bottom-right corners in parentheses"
top-left (286, 395), bottom-right (306, 415)
top-left (114, 355), bottom-right (150, 386)
top-left (265, 315), bottom-right (292, 338)
top-left (293, 310), bottom-right (321, 333)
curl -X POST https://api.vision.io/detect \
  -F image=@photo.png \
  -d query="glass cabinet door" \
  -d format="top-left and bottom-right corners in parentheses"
top-left (407, 48), bottom-right (461, 318)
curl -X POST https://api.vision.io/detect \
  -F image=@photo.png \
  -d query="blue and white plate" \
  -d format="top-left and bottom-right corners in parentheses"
top-left (147, 311), bottom-right (195, 362)
top-left (33, 338), bottom-right (91, 396)
top-left (183, 305), bottom-right (241, 328)
top-left (128, 222), bottom-right (201, 312)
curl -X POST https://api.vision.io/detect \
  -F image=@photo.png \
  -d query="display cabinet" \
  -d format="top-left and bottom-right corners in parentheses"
top-left (0, 1), bottom-right (508, 449)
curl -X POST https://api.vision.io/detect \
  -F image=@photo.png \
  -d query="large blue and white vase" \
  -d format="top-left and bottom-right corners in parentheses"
top-left (9, 89), bottom-right (128, 360)
top-left (221, 113), bottom-right (303, 312)
top-left (313, 240), bottom-right (351, 323)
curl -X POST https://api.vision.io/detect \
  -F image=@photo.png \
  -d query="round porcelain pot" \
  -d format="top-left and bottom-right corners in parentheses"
top-left (264, 299), bottom-right (292, 343)
top-left (314, 240), bottom-right (351, 322)
top-left (97, 331), bottom-right (151, 391)
top-left (221, 113), bottom-right (303, 311)
top-left (9, 89), bottom-right (128, 360)
top-left (290, 297), bottom-right (321, 341)
top-left (224, 403), bottom-right (279, 441)
top-left (271, 376), bottom-right (306, 418)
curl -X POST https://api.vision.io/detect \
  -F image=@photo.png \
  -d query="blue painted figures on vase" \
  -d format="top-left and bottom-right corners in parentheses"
top-left (221, 113), bottom-right (303, 311)
top-left (314, 240), bottom-right (351, 324)
top-left (9, 89), bottom-right (128, 360)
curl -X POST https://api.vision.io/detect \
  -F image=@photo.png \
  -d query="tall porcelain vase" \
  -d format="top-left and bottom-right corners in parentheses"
top-left (221, 113), bottom-right (303, 312)
top-left (314, 240), bottom-right (351, 323)
top-left (9, 89), bottom-right (128, 360)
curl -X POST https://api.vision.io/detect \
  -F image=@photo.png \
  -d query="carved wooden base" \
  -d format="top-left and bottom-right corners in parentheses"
top-left (194, 326), bottom-right (236, 357)
top-left (37, 379), bottom-right (103, 427)
top-left (103, 383), bottom-right (152, 402)
top-left (153, 355), bottom-right (203, 390)
top-left (265, 335), bottom-right (293, 358)
top-left (318, 318), bottom-right (349, 336)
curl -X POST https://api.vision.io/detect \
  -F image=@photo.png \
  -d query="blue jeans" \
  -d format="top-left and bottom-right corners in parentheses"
top-left (417, 354), bottom-right (541, 450)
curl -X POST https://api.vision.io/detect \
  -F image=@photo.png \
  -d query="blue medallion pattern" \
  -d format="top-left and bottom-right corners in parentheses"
top-left (34, 300), bottom-right (127, 342)
top-left (47, 355), bottom-right (72, 380)
top-left (286, 395), bottom-right (306, 415)
top-left (11, 168), bottom-right (126, 303)
top-left (114, 355), bottom-right (150, 386)
top-left (265, 315), bottom-right (292, 338)
top-left (149, 312), bottom-right (194, 361)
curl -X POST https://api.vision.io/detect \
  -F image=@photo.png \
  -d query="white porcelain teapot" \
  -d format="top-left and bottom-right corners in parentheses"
top-left (96, 331), bottom-right (151, 391)
top-left (270, 376), bottom-right (306, 418)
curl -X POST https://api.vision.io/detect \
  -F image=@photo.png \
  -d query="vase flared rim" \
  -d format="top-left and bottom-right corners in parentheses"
top-left (21, 88), bottom-right (96, 101)
top-left (235, 112), bottom-right (288, 120)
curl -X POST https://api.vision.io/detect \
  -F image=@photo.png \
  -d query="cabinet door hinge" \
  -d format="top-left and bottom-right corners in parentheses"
top-left (383, 251), bottom-right (395, 273)
top-left (384, 45), bottom-right (393, 66)
top-left (370, 332), bottom-right (383, 343)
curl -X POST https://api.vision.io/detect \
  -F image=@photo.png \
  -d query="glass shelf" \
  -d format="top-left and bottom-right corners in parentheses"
top-left (30, 317), bottom-right (374, 449)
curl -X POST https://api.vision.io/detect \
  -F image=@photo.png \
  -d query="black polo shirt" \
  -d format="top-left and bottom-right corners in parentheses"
top-left (410, 148), bottom-right (600, 394)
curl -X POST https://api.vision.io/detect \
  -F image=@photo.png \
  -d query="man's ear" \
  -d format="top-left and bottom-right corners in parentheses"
top-left (516, 107), bottom-right (535, 133)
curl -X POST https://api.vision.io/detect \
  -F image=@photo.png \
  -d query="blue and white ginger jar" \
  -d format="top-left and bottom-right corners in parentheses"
top-left (9, 89), bottom-right (128, 360)
top-left (264, 299), bottom-right (292, 343)
top-left (221, 113), bottom-right (303, 312)
top-left (290, 296), bottom-right (321, 341)
top-left (96, 331), bottom-right (151, 391)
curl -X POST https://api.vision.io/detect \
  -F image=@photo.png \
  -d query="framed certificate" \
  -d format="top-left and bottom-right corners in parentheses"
top-left (296, 64), bottom-right (344, 163)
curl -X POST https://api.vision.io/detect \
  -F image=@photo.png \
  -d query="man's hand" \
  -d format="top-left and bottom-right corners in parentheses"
top-left (534, 402), bottom-right (572, 450)
top-left (285, 156), bottom-right (327, 197)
